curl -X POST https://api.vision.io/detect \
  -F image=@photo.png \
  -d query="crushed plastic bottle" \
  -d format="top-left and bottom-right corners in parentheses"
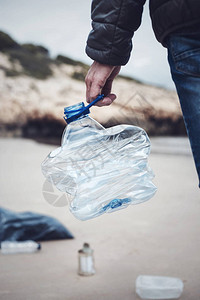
top-left (1, 241), bottom-right (41, 254)
top-left (41, 95), bottom-right (157, 221)
top-left (135, 275), bottom-right (184, 299)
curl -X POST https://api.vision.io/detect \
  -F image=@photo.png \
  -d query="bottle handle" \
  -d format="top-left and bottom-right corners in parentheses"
top-left (85, 94), bottom-right (104, 109)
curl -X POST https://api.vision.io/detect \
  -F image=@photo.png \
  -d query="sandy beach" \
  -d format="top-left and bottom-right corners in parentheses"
top-left (0, 137), bottom-right (199, 300)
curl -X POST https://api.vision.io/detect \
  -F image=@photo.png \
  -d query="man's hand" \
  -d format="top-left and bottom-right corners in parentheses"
top-left (85, 61), bottom-right (121, 106)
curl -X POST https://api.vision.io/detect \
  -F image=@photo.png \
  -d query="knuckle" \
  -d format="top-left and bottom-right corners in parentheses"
top-left (85, 76), bottom-right (91, 85)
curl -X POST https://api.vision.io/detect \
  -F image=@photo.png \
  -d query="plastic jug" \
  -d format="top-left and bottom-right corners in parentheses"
top-left (41, 95), bottom-right (157, 220)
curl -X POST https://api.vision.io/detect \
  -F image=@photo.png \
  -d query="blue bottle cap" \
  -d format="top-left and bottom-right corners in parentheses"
top-left (64, 94), bottom-right (104, 124)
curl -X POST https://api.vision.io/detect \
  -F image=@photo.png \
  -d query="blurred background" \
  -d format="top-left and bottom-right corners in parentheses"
top-left (0, 1), bottom-right (200, 300)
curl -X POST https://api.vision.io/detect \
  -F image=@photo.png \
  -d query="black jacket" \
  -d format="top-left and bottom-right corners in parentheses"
top-left (86, 0), bottom-right (200, 66)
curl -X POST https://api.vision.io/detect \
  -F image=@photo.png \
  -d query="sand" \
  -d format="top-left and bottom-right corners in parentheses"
top-left (0, 137), bottom-right (199, 300)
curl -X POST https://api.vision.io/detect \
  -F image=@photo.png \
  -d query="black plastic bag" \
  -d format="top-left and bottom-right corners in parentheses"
top-left (0, 207), bottom-right (74, 242)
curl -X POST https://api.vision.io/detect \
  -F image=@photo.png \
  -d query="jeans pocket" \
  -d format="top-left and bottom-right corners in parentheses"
top-left (169, 35), bottom-right (200, 77)
top-left (175, 49), bottom-right (200, 77)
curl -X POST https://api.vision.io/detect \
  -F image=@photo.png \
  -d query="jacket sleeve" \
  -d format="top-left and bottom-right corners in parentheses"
top-left (86, 0), bottom-right (146, 66)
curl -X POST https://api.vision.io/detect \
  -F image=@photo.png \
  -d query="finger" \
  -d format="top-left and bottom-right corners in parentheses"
top-left (101, 78), bottom-right (113, 97)
top-left (85, 74), bottom-right (92, 103)
top-left (88, 79), bottom-right (104, 103)
top-left (86, 81), bottom-right (92, 103)
top-left (95, 93), bottom-right (116, 107)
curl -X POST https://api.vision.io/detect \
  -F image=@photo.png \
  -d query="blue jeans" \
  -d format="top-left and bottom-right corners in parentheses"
top-left (167, 33), bottom-right (200, 187)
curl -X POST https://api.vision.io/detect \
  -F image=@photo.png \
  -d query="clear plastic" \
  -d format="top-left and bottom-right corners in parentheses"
top-left (41, 103), bottom-right (157, 221)
top-left (1, 241), bottom-right (41, 254)
top-left (135, 275), bottom-right (184, 299)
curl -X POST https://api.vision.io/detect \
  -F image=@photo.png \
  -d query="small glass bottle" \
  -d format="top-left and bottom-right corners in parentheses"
top-left (78, 243), bottom-right (95, 276)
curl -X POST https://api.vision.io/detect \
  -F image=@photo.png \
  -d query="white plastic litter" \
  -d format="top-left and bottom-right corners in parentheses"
top-left (1, 241), bottom-right (41, 254)
top-left (135, 275), bottom-right (184, 299)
